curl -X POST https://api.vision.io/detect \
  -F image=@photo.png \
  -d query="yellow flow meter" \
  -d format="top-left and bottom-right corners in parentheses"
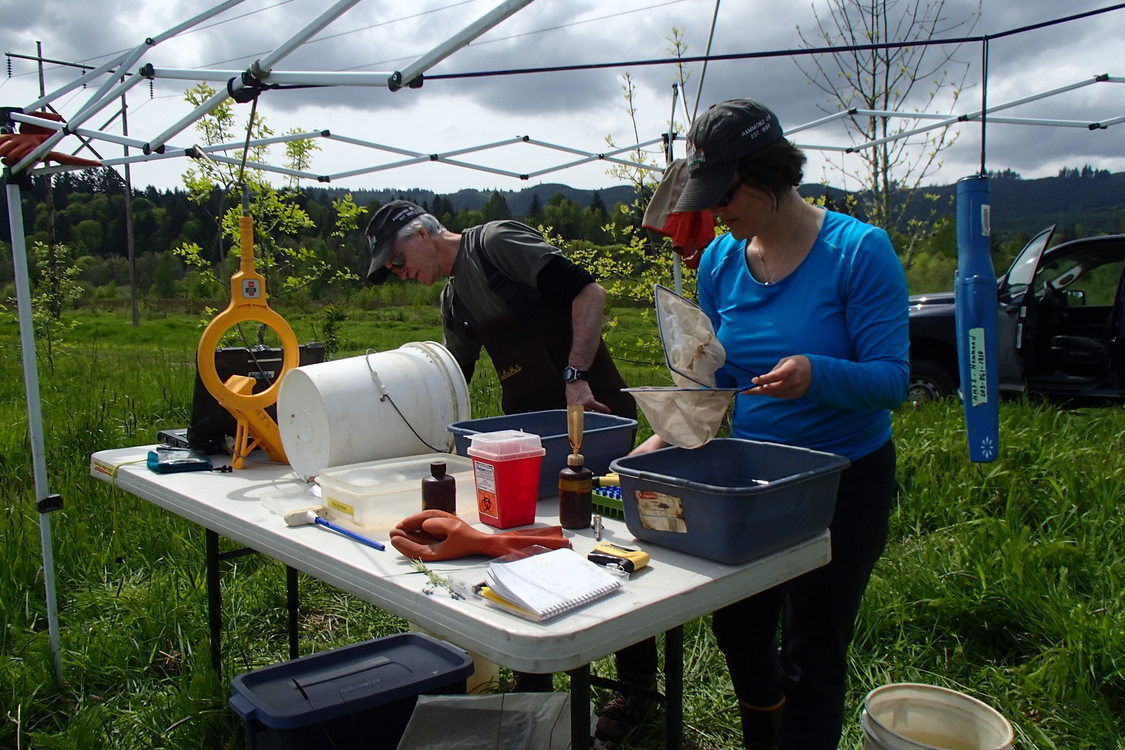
top-left (196, 212), bottom-right (299, 469)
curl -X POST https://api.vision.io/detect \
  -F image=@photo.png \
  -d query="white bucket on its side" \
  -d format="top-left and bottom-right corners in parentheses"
top-left (277, 342), bottom-right (471, 480)
top-left (862, 683), bottom-right (1014, 750)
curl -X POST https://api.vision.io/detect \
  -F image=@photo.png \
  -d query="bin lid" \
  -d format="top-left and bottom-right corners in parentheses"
top-left (319, 453), bottom-right (473, 493)
top-left (466, 429), bottom-right (545, 461)
top-left (228, 632), bottom-right (473, 729)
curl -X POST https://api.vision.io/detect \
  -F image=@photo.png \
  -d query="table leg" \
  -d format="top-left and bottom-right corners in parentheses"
top-left (205, 529), bottom-right (222, 676)
top-left (568, 664), bottom-right (590, 750)
top-left (665, 625), bottom-right (684, 750)
top-left (286, 565), bottom-right (299, 659)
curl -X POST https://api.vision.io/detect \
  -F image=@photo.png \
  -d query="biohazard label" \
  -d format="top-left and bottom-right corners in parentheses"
top-left (635, 490), bottom-right (687, 534)
top-left (474, 461), bottom-right (498, 520)
top-left (968, 327), bottom-right (988, 407)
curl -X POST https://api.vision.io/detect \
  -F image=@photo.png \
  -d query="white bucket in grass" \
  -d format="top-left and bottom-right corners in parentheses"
top-left (862, 683), bottom-right (1013, 750)
top-left (278, 342), bottom-right (471, 480)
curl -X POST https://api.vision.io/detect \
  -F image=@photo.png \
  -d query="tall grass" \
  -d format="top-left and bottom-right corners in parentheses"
top-left (0, 308), bottom-right (1122, 748)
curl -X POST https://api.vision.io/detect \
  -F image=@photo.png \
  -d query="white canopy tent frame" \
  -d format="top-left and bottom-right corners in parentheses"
top-left (2, 0), bottom-right (539, 685)
top-left (19, 74), bottom-right (1122, 189)
top-left (3, 0), bottom-right (1122, 685)
top-left (10, 0), bottom-right (253, 174)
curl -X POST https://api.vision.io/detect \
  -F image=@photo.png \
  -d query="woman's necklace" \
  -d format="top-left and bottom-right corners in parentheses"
top-left (748, 239), bottom-right (787, 285)
top-left (756, 244), bottom-right (777, 285)
top-left (747, 206), bottom-right (815, 285)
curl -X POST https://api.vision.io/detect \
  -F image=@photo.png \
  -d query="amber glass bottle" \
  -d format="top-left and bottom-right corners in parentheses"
top-left (421, 461), bottom-right (456, 513)
top-left (558, 453), bottom-right (593, 529)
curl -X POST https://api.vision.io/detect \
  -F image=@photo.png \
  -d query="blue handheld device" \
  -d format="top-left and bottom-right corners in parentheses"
top-left (954, 175), bottom-right (999, 462)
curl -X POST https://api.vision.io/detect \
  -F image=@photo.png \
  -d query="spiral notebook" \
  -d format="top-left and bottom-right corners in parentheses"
top-left (481, 547), bottom-right (623, 622)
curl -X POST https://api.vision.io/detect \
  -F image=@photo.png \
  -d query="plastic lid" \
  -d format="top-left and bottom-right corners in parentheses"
top-left (228, 632), bottom-right (473, 728)
top-left (567, 453), bottom-right (584, 467)
top-left (319, 454), bottom-right (472, 492)
top-left (430, 461), bottom-right (447, 478)
top-left (466, 429), bottom-right (545, 460)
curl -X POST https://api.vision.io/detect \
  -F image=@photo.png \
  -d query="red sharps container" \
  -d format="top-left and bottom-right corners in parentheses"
top-left (466, 430), bottom-right (545, 529)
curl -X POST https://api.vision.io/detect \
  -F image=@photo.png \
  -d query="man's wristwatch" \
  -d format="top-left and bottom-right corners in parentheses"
top-left (562, 365), bottom-right (590, 383)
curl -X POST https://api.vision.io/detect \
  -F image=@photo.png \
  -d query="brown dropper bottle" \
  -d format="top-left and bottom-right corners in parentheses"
top-left (559, 453), bottom-right (593, 529)
top-left (421, 460), bottom-right (456, 514)
top-left (559, 405), bottom-right (593, 529)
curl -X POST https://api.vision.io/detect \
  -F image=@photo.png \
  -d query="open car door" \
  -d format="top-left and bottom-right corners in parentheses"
top-left (996, 226), bottom-right (1055, 391)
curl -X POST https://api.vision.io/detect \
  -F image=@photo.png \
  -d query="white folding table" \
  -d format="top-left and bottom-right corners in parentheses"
top-left (91, 446), bottom-right (830, 750)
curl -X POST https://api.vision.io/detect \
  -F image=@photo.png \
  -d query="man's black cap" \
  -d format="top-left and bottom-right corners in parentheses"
top-left (365, 200), bottom-right (425, 283)
top-left (674, 99), bottom-right (784, 212)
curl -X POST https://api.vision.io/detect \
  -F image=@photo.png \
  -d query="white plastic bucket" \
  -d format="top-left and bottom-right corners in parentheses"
top-left (862, 683), bottom-right (1014, 750)
top-left (277, 342), bottom-right (471, 480)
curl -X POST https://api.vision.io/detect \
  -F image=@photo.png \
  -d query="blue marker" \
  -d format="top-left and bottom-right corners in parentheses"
top-left (313, 515), bottom-right (385, 551)
top-left (954, 175), bottom-right (999, 462)
top-left (285, 508), bottom-right (385, 550)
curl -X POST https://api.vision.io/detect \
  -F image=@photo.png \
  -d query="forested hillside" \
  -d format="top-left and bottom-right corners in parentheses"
top-left (1, 166), bottom-right (1121, 303)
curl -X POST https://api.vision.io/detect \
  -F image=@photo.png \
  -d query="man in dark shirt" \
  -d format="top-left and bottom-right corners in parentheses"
top-left (366, 200), bottom-right (655, 740)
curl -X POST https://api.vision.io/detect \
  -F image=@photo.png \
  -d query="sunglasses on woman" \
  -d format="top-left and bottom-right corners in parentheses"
top-left (716, 179), bottom-right (746, 208)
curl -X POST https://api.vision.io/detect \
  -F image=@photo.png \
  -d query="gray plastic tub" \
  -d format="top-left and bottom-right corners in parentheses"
top-left (610, 438), bottom-right (849, 565)
top-left (449, 409), bottom-right (637, 498)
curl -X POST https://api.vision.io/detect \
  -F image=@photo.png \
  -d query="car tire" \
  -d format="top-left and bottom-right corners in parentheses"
top-left (908, 359), bottom-right (956, 405)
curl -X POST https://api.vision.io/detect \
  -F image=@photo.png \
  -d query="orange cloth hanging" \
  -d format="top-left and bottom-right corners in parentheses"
top-left (642, 159), bottom-right (716, 269)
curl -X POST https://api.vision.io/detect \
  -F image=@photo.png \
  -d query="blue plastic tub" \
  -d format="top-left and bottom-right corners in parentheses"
top-left (229, 632), bottom-right (473, 750)
top-left (449, 409), bottom-right (638, 498)
top-left (609, 438), bottom-right (849, 565)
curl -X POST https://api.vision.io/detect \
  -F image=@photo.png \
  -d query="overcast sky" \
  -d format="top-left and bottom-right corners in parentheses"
top-left (2, 0), bottom-right (1122, 196)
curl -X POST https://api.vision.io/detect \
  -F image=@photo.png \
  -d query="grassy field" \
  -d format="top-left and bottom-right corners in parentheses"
top-left (0, 305), bottom-right (1122, 749)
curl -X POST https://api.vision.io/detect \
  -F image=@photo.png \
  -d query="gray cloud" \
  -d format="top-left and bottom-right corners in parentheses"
top-left (2, 0), bottom-right (1121, 190)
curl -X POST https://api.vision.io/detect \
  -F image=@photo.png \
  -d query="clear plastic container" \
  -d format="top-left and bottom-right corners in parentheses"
top-left (317, 453), bottom-right (475, 530)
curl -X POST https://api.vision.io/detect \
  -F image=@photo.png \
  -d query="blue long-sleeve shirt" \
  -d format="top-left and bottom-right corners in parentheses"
top-left (696, 209), bottom-right (909, 461)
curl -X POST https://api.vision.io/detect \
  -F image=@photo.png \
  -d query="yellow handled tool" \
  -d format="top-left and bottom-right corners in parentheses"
top-left (587, 541), bottom-right (650, 574)
top-left (196, 213), bottom-right (299, 469)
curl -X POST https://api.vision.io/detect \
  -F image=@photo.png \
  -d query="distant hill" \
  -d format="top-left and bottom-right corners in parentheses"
top-left (793, 172), bottom-right (1124, 240)
top-left (9, 168), bottom-right (1118, 266)
top-left (829, 171), bottom-right (1124, 239)
top-left (306, 171), bottom-right (1125, 242)
top-left (942, 171), bottom-right (1125, 238)
top-left (304, 183), bottom-right (638, 217)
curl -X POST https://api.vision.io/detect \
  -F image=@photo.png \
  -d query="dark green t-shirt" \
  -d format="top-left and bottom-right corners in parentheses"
top-left (441, 220), bottom-right (566, 377)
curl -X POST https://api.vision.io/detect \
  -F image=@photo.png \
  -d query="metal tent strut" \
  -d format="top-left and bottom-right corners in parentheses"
top-left (4, 183), bottom-right (63, 682)
top-left (1, 0), bottom-right (544, 687)
top-left (21, 74), bottom-right (1124, 186)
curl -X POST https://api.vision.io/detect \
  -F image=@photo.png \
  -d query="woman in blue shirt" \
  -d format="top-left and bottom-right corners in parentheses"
top-left (637, 99), bottom-right (909, 749)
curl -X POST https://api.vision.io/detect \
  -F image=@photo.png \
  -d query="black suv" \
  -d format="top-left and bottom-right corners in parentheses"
top-left (908, 226), bottom-right (1125, 404)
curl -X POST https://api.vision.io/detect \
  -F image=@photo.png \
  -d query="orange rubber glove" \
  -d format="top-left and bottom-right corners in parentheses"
top-left (389, 509), bottom-right (571, 561)
top-left (1, 112), bottom-right (102, 168)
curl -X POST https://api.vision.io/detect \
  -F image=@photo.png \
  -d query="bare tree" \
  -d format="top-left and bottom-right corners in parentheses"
top-left (796, 0), bottom-right (980, 263)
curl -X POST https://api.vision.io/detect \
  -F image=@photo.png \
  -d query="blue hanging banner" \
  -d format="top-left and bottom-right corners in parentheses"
top-left (954, 175), bottom-right (999, 462)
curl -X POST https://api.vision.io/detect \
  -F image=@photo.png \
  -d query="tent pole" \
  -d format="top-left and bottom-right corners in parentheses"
top-left (398, 0), bottom-right (538, 86)
top-left (147, 0), bottom-right (364, 153)
top-left (5, 182), bottom-right (63, 683)
top-left (666, 83), bottom-right (682, 296)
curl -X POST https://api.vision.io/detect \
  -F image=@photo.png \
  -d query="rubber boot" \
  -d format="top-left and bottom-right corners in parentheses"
top-left (738, 698), bottom-right (784, 750)
top-left (594, 671), bottom-right (660, 742)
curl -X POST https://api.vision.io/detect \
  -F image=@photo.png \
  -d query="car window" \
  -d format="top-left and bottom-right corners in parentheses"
top-left (1004, 227), bottom-right (1055, 295)
top-left (1033, 248), bottom-right (1124, 307)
